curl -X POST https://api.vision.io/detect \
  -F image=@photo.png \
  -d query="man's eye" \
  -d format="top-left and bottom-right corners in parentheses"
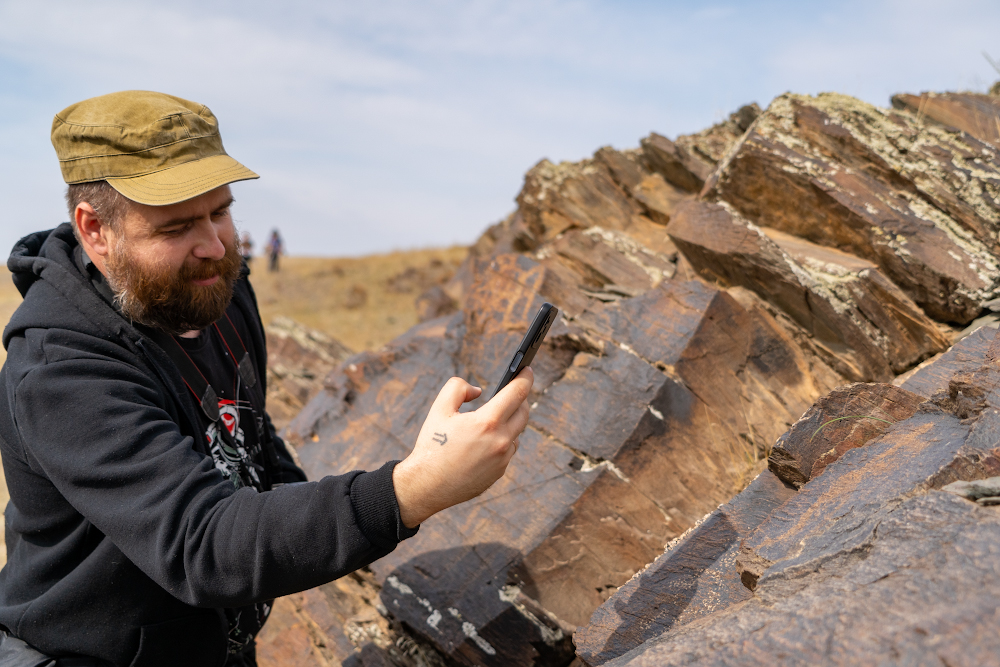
top-left (212, 208), bottom-right (230, 219)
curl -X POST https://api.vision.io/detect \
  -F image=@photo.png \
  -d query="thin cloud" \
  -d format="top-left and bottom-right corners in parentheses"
top-left (1, 0), bottom-right (997, 256)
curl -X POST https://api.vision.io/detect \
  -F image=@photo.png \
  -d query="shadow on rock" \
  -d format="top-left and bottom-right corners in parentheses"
top-left (377, 543), bottom-right (576, 667)
top-left (591, 512), bottom-right (738, 664)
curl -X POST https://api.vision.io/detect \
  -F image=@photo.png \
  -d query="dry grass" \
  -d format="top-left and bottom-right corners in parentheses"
top-left (248, 248), bottom-right (467, 352)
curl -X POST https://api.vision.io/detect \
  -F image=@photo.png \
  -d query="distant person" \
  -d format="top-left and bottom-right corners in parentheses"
top-left (240, 230), bottom-right (253, 264)
top-left (267, 229), bottom-right (282, 272)
top-left (0, 90), bottom-right (532, 666)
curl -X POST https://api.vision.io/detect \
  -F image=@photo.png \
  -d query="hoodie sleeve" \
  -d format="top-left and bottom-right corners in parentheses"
top-left (13, 336), bottom-right (416, 608)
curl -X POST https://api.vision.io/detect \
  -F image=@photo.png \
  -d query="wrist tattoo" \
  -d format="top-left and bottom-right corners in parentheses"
top-left (432, 432), bottom-right (448, 445)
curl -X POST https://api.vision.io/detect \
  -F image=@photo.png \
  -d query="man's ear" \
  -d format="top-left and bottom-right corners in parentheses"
top-left (75, 202), bottom-right (112, 257)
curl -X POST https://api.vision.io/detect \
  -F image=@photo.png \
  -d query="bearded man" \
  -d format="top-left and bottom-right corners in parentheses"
top-left (0, 91), bottom-right (532, 667)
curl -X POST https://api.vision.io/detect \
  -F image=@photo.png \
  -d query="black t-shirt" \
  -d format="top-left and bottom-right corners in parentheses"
top-left (174, 314), bottom-right (273, 657)
top-left (175, 313), bottom-right (268, 493)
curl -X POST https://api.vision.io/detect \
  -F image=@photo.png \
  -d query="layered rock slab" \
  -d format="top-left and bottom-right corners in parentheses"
top-left (286, 241), bottom-right (842, 664)
top-left (892, 91), bottom-right (1000, 148)
top-left (705, 92), bottom-right (1000, 323)
top-left (576, 379), bottom-right (926, 665)
top-left (667, 199), bottom-right (949, 381)
top-left (767, 382), bottom-right (926, 488)
top-left (575, 329), bottom-right (1000, 666)
top-left (638, 104), bottom-right (761, 193)
top-left (266, 87), bottom-right (1000, 665)
top-left (257, 570), bottom-right (446, 667)
top-left (573, 470), bottom-right (795, 666)
top-left (896, 325), bottom-right (996, 398)
top-left (736, 373), bottom-right (1000, 591)
top-left (606, 492), bottom-right (1000, 667)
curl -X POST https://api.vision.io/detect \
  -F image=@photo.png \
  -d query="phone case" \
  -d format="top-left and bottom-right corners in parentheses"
top-left (489, 302), bottom-right (559, 400)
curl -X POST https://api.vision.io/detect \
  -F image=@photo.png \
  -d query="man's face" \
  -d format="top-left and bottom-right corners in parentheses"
top-left (103, 185), bottom-right (243, 334)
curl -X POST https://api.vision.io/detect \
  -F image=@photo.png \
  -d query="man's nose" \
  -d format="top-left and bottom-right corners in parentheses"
top-left (192, 219), bottom-right (227, 261)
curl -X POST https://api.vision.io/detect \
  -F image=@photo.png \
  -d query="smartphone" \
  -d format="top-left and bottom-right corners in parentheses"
top-left (490, 302), bottom-right (559, 400)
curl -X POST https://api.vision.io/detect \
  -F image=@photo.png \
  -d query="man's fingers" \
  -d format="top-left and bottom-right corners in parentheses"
top-left (488, 366), bottom-right (533, 423)
top-left (502, 400), bottom-right (530, 441)
top-left (431, 377), bottom-right (480, 416)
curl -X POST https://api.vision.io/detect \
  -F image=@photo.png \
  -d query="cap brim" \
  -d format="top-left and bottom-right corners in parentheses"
top-left (106, 154), bottom-right (259, 206)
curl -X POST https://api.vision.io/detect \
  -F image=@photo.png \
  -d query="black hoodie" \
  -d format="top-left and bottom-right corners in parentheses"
top-left (0, 225), bottom-right (416, 666)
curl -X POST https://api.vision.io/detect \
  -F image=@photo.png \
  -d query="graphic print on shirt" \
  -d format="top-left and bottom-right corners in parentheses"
top-left (206, 398), bottom-right (260, 488)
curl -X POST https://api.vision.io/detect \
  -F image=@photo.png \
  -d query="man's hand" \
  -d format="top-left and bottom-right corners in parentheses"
top-left (392, 368), bottom-right (533, 528)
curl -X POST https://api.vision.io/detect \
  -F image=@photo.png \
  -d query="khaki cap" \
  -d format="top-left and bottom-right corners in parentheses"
top-left (51, 90), bottom-right (258, 206)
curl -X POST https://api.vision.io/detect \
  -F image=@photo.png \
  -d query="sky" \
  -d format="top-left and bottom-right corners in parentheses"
top-left (1, 0), bottom-right (999, 257)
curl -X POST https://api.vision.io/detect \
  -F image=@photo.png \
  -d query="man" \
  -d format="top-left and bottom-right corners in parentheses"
top-left (0, 91), bottom-right (532, 666)
top-left (266, 230), bottom-right (282, 272)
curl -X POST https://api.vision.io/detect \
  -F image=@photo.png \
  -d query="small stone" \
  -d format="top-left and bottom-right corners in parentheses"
top-left (977, 496), bottom-right (1000, 506)
top-left (941, 476), bottom-right (1000, 500)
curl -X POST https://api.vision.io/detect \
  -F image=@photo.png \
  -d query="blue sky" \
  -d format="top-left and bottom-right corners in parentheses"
top-left (1, 0), bottom-right (998, 256)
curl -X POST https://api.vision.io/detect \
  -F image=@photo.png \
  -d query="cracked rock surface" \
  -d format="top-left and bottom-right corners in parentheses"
top-left (579, 328), bottom-right (1000, 666)
top-left (604, 491), bottom-right (1000, 667)
top-left (262, 83), bottom-right (1000, 666)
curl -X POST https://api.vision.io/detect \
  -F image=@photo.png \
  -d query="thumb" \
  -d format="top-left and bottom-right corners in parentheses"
top-left (429, 377), bottom-right (482, 417)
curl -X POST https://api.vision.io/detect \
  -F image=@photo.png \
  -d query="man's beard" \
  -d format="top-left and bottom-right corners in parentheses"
top-left (105, 235), bottom-right (243, 335)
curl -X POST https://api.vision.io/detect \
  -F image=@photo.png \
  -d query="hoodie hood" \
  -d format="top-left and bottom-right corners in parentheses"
top-left (4, 223), bottom-right (129, 350)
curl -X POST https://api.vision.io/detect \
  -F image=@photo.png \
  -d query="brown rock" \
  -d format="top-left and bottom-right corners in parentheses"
top-left (550, 228), bottom-right (675, 298)
top-left (738, 387), bottom-right (1000, 591)
top-left (639, 104), bottom-right (761, 193)
top-left (515, 153), bottom-right (688, 258)
top-left (607, 492), bottom-right (1000, 667)
top-left (892, 91), bottom-right (1000, 148)
top-left (594, 147), bottom-right (690, 224)
top-left (896, 325), bottom-right (995, 398)
top-left (266, 87), bottom-right (1000, 666)
top-left (675, 103), bottom-right (761, 165)
top-left (668, 200), bottom-right (949, 381)
top-left (706, 92), bottom-right (1000, 323)
top-left (598, 339), bottom-right (1000, 665)
top-left (256, 569), bottom-right (447, 667)
top-left (767, 382), bottom-right (926, 488)
top-left (265, 317), bottom-right (352, 433)
top-left (516, 158), bottom-right (647, 242)
top-left (574, 470), bottom-right (795, 666)
top-left (286, 246), bottom-right (841, 664)
top-left (415, 286), bottom-right (458, 322)
top-left (638, 133), bottom-right (713, 193)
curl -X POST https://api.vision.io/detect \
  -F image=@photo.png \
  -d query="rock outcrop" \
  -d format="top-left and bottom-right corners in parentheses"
top-left (263, 84), bottom-right (1000, 666)
top-left (667, 200), bottom-right (949, 381)
top-left (704, 92), bottom-right (1000, 324)
top-left (578, 329), bottom-right (1000, 666)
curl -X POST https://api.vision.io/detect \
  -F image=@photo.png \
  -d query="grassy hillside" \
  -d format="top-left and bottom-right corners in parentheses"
top-left (248, 247), bottom-right (466, 352)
